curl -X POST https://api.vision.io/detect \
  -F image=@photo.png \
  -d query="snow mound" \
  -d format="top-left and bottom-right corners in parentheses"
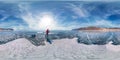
top-left (0, 38), bottom-right (36, 59)
top-left (106, 41), bottom-right (120, 52)
top-left (0, 38), bottom-right (120, 60)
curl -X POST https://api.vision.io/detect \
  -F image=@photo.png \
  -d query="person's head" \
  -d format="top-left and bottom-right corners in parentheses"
top-left (47, 29), bottom-right (49, 31)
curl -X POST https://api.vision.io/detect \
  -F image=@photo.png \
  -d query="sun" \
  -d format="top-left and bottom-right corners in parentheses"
top-left (38, 14), bottom-right (56, 30)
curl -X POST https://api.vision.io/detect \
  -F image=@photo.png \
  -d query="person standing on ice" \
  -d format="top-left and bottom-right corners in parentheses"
top-left (45, 29), bottom-right (52, 44)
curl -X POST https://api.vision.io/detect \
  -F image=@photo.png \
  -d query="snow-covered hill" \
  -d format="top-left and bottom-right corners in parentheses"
top-left (0, 38), bottom-right (120, 60)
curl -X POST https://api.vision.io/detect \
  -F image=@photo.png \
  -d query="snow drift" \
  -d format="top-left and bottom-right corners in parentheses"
top-left (0, 38), bottom-right (120, 60)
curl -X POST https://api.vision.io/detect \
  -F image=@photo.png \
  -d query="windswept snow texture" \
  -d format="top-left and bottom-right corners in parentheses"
top-left (0, 38), bottom-right (120, 60)
top-left (0, 31), bottom-right (120, 45)
top-left (0, 31), bottom-right (120, 60)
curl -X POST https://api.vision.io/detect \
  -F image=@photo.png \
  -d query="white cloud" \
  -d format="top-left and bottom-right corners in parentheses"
top-left (67, 3), bottom-right (89, 18)
top-left (11, 25), bottom-right (27, 31)
top-left (18, 3), bottom-right (67, 30)
top-left (79, 20), bottom-right (120, 28)
top-left (94, 20), bottom-right (120, 27)
top-left (18, 3), bottom-right (40, 30)
top-left (0, 21), bottom-right (26, 31)
top-left (94, 20), bottom-right (113, 27)
top-left (70, 20), bottom-right (120, 30)
top-left (72, 15), bottom-right (78, 19)
top-left (1, 0), bottom-right (119, 2)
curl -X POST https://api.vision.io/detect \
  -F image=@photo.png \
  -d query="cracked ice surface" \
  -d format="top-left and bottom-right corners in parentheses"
top-left (1, 31), bottom-right (120, 45)
top-left (0, 38), bottom-right (120, 60)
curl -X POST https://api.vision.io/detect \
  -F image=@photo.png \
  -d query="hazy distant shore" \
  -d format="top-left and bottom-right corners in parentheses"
top-left (73, 26), bottom-right (120, 32)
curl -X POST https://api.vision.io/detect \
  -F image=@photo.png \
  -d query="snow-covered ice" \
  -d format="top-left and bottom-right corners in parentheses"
top-left (0, 31), bottom-right (120, 60)
top-left (1, 31), bottom-right (120, 45)
top-left (0, 38), bottom-right (120, 60)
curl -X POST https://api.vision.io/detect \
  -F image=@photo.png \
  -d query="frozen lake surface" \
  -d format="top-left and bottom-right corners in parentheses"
top-left (0, 38), bottom-right (120, 60)
top-left (0, 31), bottom-right (120, 45)
top-left (0, 31), bottom-right (120, 60)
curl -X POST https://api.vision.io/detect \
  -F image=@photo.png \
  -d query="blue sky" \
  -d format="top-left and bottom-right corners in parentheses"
top-left (0, 1), bottom-right (120, 30)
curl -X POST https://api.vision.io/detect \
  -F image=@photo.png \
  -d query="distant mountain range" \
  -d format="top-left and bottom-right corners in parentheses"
top-left (73, 26), bottom-right (120, 31)
top-left (0, 28), bottom-right (14, 31)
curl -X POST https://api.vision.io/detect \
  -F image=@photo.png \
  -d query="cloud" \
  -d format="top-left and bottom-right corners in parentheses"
top-left (1, 1), bottom-right (120, 31)
top-left (67, 3), bottom-right (89, 18)
top-left (70, 19), bottom-right (120, 30)
top-left (1, 0), bottom-right (66, 1)
top-left (18, 3), bottom-right (67, 30)
top-left (93, 20), bottom-right (114, 27)
top-left (18, 3), bottom-right (40, 30)
top-left (11, 25), bottom-right (27, 31)
top-left (0, 21), bottom-right (26, 30)
top-left (79, 20), bottom-right (120, 28)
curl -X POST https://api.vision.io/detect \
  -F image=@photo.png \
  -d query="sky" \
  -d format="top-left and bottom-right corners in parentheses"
top-left (0, 1), bottom-right (120, 31)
